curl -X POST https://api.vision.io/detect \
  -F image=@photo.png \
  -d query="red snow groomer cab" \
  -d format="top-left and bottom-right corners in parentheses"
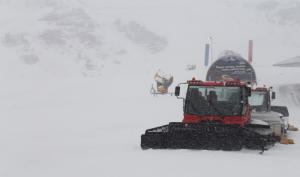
top-left (141, 78), bottom-right (276, 151)
top-left (182, 79), bottom-right (251, 126)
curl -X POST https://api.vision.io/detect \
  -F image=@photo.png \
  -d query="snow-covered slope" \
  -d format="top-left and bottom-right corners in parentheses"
top-left (1, 1), bottom-right (300, 177)
top-left (1, 0), bottom-right (300, 80)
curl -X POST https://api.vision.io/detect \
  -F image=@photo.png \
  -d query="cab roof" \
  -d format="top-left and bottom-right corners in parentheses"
top-left (187, 78), bottom-right (247, 87)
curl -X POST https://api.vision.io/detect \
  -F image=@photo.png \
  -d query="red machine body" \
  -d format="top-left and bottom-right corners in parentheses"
top-left (183, 112), bottom-right (251, 126)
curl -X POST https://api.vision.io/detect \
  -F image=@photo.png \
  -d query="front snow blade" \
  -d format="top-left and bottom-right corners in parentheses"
top-left (141, 122), bottom-right (275, 151)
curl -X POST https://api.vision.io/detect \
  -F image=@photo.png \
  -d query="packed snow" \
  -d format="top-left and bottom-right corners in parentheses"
top-left (1, 0), bottom-right (300, 177)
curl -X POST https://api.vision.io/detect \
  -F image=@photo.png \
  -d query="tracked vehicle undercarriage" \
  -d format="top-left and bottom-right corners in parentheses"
top-left (141, 122), bottom-right (276, 151)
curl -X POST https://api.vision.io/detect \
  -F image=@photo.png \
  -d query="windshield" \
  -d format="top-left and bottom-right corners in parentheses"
top-left (185, 86), bottom-right (243, 116)
top-left (249, 91), bottom-right (265, 106)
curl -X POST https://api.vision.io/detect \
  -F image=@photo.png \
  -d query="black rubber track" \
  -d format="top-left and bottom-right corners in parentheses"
top-left (141, 122), bottom-right (276, 151)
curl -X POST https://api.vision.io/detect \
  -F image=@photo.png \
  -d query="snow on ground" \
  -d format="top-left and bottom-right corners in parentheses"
top-left (1, 0), bottom-right (300, 177)
top-left (2, 65), bottom-right (300, 177)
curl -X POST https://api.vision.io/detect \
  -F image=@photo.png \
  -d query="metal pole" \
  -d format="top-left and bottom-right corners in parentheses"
top-left (204, 44), bottom-right (210, 67)
top-left (248, 40), bottom-right (253, 64)
top-left (209, 36), bottom-right (213, 62)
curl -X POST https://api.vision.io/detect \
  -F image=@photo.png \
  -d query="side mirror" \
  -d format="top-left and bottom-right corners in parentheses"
top-left (272, 91), bottom-right (276, 99)
top-left (246, 87), bottom-right (251, 97)
top-left (175, 86), bottom-right (180, 96)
